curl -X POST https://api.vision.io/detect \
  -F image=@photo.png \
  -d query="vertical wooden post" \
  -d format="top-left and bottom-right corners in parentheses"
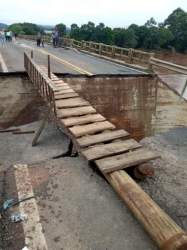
top-left (48, 55), bottom-right (51, 79)
top-left (31, 50), bottom-right (33, 59)
top-left (148, 53), bottom-right (155, 72)
top-left (128, 48), bottom-right (133, 64)
top-left (112, 46), bottom-right (115, 57)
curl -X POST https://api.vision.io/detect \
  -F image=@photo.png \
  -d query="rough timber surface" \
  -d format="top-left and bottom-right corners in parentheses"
top-left (56, 97), bottom-right (90, 108)
top-left (55, 93), bottom-right (79, 100)
top-left (56, 106), bottom-right (96, 118)
top-left (69, 121), bottom-right (116, 137)
top-left (61, 114), bottom-right (106, 127)
top-left (77, 129), bottom-right (130, 147)
top-left (96, 148), bottom-right (160, 173)
top-left (81, 139), bottom-right (141, 161)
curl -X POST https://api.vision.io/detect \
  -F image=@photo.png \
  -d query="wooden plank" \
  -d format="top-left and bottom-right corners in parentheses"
top-left (56, 106), bottom-right (96, 118)
top-left (55, 92), bottom-right (79, 100)
top-left (55, 89), bottom-right (76, 95)
top-left (54, 86), bottom-right (72, 91)
top-left (52, 81), bottom-right (68, 86)
top-left (82, 139), bottom-right (141, 161)
top-left (77, 129), bottom-right (129, 147)
top-left (52, 81), bottom-right (68, 85)
top-left (61, 114), bottom-right (106, 127)
top-left (56, 97), bottom-right (90, 108)
top-left (70, 121), bottom-right (115, 137)
top-left (96, 148), bottom-right (160, 174)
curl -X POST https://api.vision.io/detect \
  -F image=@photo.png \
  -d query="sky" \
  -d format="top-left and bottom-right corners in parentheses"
top-left (0, 0), bottom-right (187, 27)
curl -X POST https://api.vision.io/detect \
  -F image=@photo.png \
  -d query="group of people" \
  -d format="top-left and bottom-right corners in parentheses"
top-left (0, 30), bottom-right (17, 44)
top-left (36, 29), bottom-right (59, 48)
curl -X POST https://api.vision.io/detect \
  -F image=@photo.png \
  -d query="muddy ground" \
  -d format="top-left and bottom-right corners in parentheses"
top-left (0, 75), bottom-right (187, 249)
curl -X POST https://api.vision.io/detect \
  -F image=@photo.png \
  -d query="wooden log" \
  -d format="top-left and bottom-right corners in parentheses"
top-left (56, 106), bottom-right (96, 118)
top-left (77, 129), bottom-right (129, 147)
top-left (82, 139), bottom-right (141, 161)
top-left (96, 148), bottom-right (160, 174)
top-left (133, 163), bottom-right (155, 180)
top-left (70, 121), bottom-right (115, 137)
top-left (61, 114), bottom-right (106, 127)
top-left (106, 170), bottom-right (187, 250)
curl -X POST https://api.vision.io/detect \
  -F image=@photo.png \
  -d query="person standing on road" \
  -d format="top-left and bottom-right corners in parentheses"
top-left (36, 32), bottom-right (41, 47)
top-left (54, 29), bottom-right (59, 47)
top-left (51, 31), bottom-right (56, 47)
top-left (0, 30), bottom-right (6, 45)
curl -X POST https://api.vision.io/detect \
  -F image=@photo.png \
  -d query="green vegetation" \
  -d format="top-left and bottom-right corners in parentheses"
top-left (8, 22), bottom-right (42, 35)
top-left (69, 8), bottom-right (187, 52)
top-left (6, 8), bottom-right (187, 52)
top-left (55, 23), bottom-right (66, 36)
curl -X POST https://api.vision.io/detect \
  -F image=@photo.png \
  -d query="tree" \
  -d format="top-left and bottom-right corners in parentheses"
top-left (56, 23), bottom-right (66, 36)
top-left (164, 8), bottom-right (187, 51)
top-left (8, 22), bottom-right (41, 35)
top-left (145, 17), bottom-right (157, 27)
top-left (70, 23), bottom-right (81, 39)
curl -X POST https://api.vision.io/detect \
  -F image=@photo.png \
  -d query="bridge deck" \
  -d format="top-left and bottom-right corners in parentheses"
top-left (0, 39), bottom-right (146, 75)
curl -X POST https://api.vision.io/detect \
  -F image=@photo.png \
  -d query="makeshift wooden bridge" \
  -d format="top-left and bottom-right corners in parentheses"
top-left (24, 52), bottom-right (187, 250)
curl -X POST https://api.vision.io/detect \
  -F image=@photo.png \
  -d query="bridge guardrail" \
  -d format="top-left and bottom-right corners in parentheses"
top-left (19, 35), bottom-right (154, 69)
top-left (21, 35), bottom-right (187, 74)
top-left (24, 52), bottom-right (56, 113)
top-left (63, 37), bottom-right (154, 68)
top-left (150, 57), bottom-right (187, 75)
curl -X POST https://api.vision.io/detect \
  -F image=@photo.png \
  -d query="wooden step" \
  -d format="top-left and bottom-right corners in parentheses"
top-left (69, 121), bottom-right (115, 137)
top-left (61, 114), bottom-right (105, 127)
top-left (95, 148), bottom-right (160, 174)
top-left (53, 82), bottom-right (69, 86)
top-left (55, 93), bottom-right (79, 100)
top-left (77, 130), bottom-right (129, 147)
top-left (56, 106), bottom-right (96, 118)
top-left (82, 139), bottom-right (141, 161)
top-left (55, 89), bottom-right (76, 95)
top-left (56, 97), bottom-right (90, 108)
top-left (54, 86), bottom-right (72, 91)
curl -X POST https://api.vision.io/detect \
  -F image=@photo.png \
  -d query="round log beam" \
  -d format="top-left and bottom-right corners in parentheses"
top-left (133, 163), bottom-right (155, 180)
top-left (107, 170), bottom-right (187, 250)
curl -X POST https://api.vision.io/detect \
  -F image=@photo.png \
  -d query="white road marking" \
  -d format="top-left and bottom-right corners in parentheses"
top-left (14, 164), bottom-right (48, 250)
top-left (0, 52), bottom-right (8, 72)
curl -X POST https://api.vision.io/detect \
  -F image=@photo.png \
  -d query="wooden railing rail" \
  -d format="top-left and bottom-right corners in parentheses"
top-left (24, 52), bottom-right (56, 113)
top-left (150, 57), bottom-right (187, 74)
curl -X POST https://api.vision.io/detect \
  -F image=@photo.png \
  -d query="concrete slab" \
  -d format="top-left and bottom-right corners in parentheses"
top-left (159, 74), bottom-right (187, 101)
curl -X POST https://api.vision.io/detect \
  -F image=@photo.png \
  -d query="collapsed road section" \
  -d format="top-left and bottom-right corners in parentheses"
top-left (0, 48), bottom-right (187, 250)
top-left (23, 53), bottom-right (187, 249)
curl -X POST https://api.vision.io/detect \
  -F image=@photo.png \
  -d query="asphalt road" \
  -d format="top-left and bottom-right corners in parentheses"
top-left (0, 39), bottom-right (146, 75)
